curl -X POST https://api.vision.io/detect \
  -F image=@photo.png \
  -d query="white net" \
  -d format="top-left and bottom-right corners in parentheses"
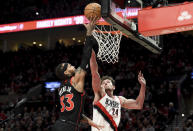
top-left (92, 25), bottom-right (122, 64)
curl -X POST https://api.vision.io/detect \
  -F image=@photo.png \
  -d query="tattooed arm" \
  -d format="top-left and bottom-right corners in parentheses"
top-left (72, 67), bottom-right (86, 93)
top-left (72, 18), bottom-right (96, 93)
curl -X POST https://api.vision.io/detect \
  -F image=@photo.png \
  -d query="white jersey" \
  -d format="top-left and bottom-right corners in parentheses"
top-left (92, 94), bottom-right (121, 131)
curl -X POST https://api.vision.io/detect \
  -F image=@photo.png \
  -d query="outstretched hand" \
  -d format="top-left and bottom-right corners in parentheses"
top-left (138, 71), bottom-right (146, 87)
top-left (84, 17), bottom-right (98, 36)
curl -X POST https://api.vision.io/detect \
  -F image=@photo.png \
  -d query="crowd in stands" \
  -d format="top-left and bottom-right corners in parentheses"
top-left (183, 111), bottom-right (193, 131)
top-left (0, 0), bottom-right (192, 130)
top-left (0, 32), bottom-right (192, 130)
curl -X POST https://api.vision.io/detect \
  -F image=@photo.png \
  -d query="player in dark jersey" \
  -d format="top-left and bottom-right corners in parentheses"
top-left (52, 18), bottom-right (104, 131)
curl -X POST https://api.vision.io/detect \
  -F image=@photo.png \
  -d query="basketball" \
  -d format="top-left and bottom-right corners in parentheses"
top-left (84, 3), bottom-right (101, 21)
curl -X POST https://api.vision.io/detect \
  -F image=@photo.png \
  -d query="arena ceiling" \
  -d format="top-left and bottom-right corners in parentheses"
top-left (0, 0), bottom-right (193, 51)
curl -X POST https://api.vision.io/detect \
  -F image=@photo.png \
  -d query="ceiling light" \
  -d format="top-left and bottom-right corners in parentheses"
top-left (36, 12), bottom-right (39, 15)
top-left (72, 37), bottom-right (76, 40)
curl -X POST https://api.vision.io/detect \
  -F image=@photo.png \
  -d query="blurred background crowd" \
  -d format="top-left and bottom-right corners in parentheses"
top-left (0, 33), bottom-right (192, 130)
top-left (0, 0), bottom-right (192, 131)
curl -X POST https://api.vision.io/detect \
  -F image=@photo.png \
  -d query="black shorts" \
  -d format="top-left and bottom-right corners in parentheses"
top-left (52, 119), bottom-right (77, 131)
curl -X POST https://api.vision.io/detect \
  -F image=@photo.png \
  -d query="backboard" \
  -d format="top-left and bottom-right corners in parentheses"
top-left (100, 0), bottom-right (163, 54)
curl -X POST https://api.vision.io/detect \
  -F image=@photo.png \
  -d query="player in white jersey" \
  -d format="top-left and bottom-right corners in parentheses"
top-left (90, 51), bottom-right (146, 131)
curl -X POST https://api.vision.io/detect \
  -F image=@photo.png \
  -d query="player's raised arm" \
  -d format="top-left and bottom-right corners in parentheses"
top-left (90, 50), bottom-right (106, 102)
top-left (72, 18), bottom-right (97, 93)
top-left (90, 50), bottom-right (101, 93)
top-left (119, 71), bottom-right (146, 109)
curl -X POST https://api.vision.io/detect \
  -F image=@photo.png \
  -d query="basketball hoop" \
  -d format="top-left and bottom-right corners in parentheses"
top-left (92, 25), bottom-right (122, 64)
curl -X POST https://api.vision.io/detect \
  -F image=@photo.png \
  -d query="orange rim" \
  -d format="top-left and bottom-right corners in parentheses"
top-left (94, 30), bottom-right (121, 34)
top-left (93, 30), bottom-right (128, 37)
top-left (97, 20), bottom-right (110, 25)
